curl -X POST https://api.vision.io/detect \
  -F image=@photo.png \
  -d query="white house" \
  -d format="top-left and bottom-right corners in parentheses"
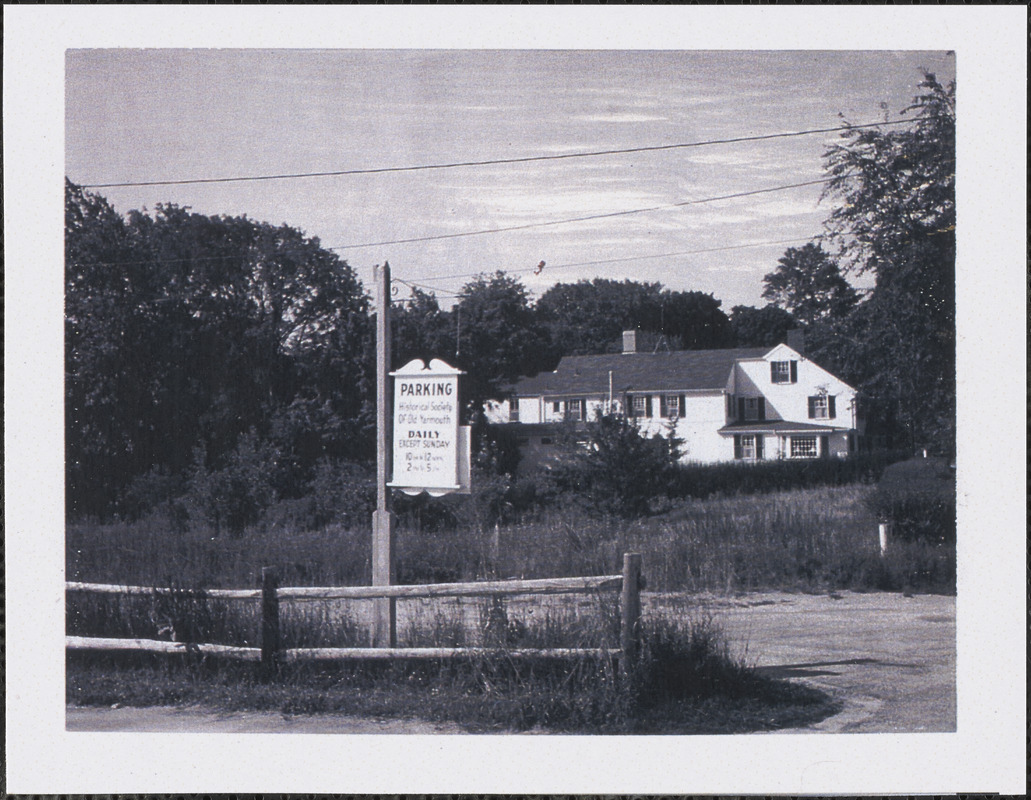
top-left (485, 330), bottom-right (861, 468)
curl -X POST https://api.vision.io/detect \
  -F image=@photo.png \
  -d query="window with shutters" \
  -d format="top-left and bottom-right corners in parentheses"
top-left (791, 436), bottom-right (818, 458)
top-left (808, 394), bottom-right (836, 419)
top-left (771, 360), bottom-right (796, 384)
top-left (662, 394), bottom-right (682, 418)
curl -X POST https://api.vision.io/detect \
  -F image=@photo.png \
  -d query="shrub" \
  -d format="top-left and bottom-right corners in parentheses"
top-left (548, 412), bottom-right (682, 517)
top-left (184, 431), bottom-right (281, 537)
top-left (867, 457), bottom-right (956, 545)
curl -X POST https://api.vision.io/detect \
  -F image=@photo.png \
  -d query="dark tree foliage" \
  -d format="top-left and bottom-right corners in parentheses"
top-left (537, 278), bottom-right (733, 355)
top-left (816, 71), bottom-right (956, 452)
top-left (729, 304), bottom-right (799, 348)
top-left (762, 242), bottom-right (859, 327)
top-left (448, 271), bottom-right (557, 412)
top-left (536, 278), bottom-right (664, 355)
top-left (65, 181), bottom-right (372, 518)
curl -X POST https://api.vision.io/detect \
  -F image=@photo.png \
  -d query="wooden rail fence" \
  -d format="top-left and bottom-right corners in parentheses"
top-left (67, 553), bottom-right (644, 672)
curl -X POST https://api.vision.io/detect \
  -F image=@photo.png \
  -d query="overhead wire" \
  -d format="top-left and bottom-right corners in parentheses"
top-left (77, 119), bottom-right (911, 189)
top-left (328, 178), bottom-right (832, 251)
top-left (397, 236), bottom-right (816, 287)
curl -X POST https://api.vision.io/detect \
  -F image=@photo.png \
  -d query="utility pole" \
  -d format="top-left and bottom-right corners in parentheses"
top-left (372, 262), bottom-right (396, 647)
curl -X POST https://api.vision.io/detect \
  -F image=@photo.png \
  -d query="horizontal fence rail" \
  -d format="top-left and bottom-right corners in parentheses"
top-left (66, 581), bottom-right (261, 600)
top-left (276, 575), bottom-right (623, 600)
top-left (66, 553), bottom-right (644, 673)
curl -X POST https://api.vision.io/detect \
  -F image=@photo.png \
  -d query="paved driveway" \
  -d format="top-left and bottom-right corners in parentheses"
top-left (646, 590), bottom-right (956, 733)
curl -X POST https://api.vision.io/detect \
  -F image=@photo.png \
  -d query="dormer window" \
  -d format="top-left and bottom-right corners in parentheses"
top-left (771, 360), bottom-right (798, 384)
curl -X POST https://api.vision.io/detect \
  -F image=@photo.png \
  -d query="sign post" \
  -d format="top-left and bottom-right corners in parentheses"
top-left (371, 264), bottom-right (471, 648)
top-left (372, 263), bottom-right (396, 647)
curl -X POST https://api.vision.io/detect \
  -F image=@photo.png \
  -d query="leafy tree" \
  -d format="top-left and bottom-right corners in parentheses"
top-left (449, 271), bottom-right (556, 410)
top-left (730, 304), bottom-right (798, 348)
top-left (657, 289), bottom-right (735, 350)
top-left (818, 71), bottom-right (956, 452)
top-left (65, 181), bottom-right (372, 519)
top-left (761, 242), bottom-right (859, 327)
top-left (537, 279), bottom-right (733, 355)
top-left (536, 278), bottom-right (664, 355)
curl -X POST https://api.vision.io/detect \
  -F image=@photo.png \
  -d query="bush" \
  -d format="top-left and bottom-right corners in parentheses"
top-left (184, 431), bottom-right (280, 537)
top-left (548, 413), bottom-right (682, 518)
top-left (668, 449), bottom-right (908, 502)
top-left (867, 456), bottom-right (956, 545)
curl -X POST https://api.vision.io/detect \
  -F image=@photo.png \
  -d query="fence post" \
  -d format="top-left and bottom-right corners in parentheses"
top-left (261, 567), bottom-right (280, 674)
top-left (620, 552), bottom-right (643, 669)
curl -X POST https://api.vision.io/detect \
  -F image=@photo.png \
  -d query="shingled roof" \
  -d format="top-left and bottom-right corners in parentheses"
top-left (511, 347), bottom-right (771, 397)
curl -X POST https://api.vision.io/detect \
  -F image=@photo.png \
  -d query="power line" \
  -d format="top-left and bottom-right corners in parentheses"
top-left (78, 119), bottom-right (911, 189)
top-left (399, 236), bottom-right (815, 287)
top-left (329, 178), bottom-right (831, 250)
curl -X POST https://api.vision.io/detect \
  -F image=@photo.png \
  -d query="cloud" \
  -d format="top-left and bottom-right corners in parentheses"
top-left (573, 112), bottom-right (670, 123)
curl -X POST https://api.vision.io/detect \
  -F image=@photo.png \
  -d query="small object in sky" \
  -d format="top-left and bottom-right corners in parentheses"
top-left (534, 260), bottom-right (545, 275)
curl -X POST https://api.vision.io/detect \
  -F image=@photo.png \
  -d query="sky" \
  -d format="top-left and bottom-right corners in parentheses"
top-left (65, 49), bottom-right (956, 311)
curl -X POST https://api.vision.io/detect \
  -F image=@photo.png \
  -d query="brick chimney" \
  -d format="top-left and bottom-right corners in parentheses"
top-left (786, 328), bottom-right (806, 356)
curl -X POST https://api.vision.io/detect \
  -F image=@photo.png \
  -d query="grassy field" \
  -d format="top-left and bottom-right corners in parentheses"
top-left (67, 484), bottom-right (955, 595)
top-left (65, 482), bottom-right (950, 732)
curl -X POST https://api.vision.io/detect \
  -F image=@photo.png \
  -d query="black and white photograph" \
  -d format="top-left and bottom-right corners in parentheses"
top-left (4, 6), bottom-right (1026, 795)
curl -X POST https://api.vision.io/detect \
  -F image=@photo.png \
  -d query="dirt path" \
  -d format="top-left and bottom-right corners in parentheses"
top-left (650, 590), bottom-right (956, 733)
top-left (67, 590), bottom-right (954, 734)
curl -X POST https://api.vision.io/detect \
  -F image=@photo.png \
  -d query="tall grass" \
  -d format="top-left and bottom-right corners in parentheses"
top-left (67, 484), bottom-right (953, 594)
top-left (67, 594), bottom-right (835, 733)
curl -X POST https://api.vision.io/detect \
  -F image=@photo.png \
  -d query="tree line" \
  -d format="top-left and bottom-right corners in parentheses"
top-left (65, 71), bottom-right (954, 523)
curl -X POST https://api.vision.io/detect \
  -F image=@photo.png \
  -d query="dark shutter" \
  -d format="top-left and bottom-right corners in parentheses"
top-left (790, 361), bottom-right (798, 383)
top-left (738, 397), bottom-right (746, 421)
top-left (820, 435), bottom-right (829, 458)
top-left (808, 396), bottom-right (816, 419)
top-left (770, 362), bottom-right (777, 383)
top-left (645, 395), bottom-right (653, 417)
top-left (679, 394), bottom-right (686, 417)
top-left (758, 397), bottom-right (766, 420)
top-left (734, 434), bottom-right (742, 460)
top-left (828, 395), bottom-right (836, 419)
top-left (626, 394), bottom-right (634, 417)
top-left (659, 395), bottom-right (667, 418)
top-left (756, 435), bottom-right (764, 460)
top-left (581, 397), bottom-right (587, 421)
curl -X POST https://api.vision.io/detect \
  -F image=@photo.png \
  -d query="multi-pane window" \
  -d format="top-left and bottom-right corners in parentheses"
top-left (632, 395), bottom-right (649, 417)
top-left (808, 394), bottom-right (836, 419)
top-left (662, 394), bottom-right (682, 418)
top-left (509, 399), bottom-right (519, 422)
top-left (734, 434), bottom-right (764, 460)
top-left (791, 436), bottom-right (819, 458)
top-left (771, 360), bottom-right (797, 384)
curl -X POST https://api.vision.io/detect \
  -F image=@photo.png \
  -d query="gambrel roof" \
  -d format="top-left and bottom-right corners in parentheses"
top-left (511, 347), bottom-right (771, 398)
